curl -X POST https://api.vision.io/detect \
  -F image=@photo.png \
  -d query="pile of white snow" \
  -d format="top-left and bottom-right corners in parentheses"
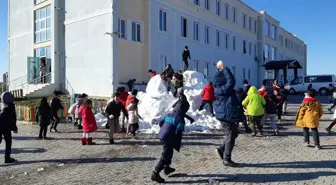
top-left (94, 70), bottom-right (223, 133)
top-left (137, 71), bottom-right (222, 134)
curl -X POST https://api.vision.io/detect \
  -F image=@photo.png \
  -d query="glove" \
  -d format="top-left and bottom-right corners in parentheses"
top-left (109, 115), bottom-right (114, 119)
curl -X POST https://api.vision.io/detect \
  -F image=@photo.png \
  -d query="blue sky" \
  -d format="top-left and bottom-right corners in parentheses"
top-left (0, 0), bottom-right (334, 78)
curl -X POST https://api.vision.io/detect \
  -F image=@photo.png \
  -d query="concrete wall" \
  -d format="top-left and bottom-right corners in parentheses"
top-left (8, 0), bottom-right (34, 88)
top-left (64, 0), bottom-right (113, 96)
top-left (149, 0), bottom-right (260, 87)
top-left (118, 0), bottom-right (149, 83)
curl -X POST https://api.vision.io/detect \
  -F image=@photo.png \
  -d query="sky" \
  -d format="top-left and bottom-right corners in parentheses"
top-left (0, 0), bottom-right (335, 77)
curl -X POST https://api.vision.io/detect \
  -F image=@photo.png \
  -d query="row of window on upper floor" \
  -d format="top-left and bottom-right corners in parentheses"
top-left (264, 20), bottom-right (304, 56)
top-left (34, 5), bottom-right (51, 43)
top-left (264, 43), bottom-right (301, 62)
top-left (193, 0), bottom-right (258, 34)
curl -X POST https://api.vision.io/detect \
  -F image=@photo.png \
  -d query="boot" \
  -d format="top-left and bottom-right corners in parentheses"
top-left (78, 125), bottom-right (83, 130)
top-left (164, 166), bottom-right (176, 175)
top-left (5, 157), bottom-right (17, 164)
top-left (215, 147), bottom-right (224, 160)
top-left (223, 159), bottom-right (240, 167)
top-left (151, 171), bottom-right (165, 183)
top-left (87, 138), bottom-right (96, 145)
top-left (81, 138), bottom-right (87, 145)
top-left (109, 138), bottom-right (115, 144)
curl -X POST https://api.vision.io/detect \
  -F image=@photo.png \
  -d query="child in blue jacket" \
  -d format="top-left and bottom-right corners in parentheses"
top-left (151, 95), bottom-right (190, 183)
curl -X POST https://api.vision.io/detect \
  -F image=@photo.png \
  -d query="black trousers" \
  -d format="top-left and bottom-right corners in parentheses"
top-left (51, 114), bottom-right (60, 129)
top-left (303, 127), bottom-right (320, 146)
top-left (183, 60), bottom-right (189, 71)
top-left (0, 131), bottom-right (12, 158)
top-left (327, 120), bottom-right (336, 129)
top-left (39, 125), bottom-right (48, 138)
top-left (329, 100), bottom-right (336, 109)
top-left (199, 100), bottom-right (214, 115)
top-left (219, 121), bottom-right (239, 161)
top-left (155, 142), bottom-right (174, 173)
top-left (249, 116), bottom-right (263, 134)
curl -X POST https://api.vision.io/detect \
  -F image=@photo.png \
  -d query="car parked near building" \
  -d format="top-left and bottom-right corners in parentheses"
top-left (285, 75), bottom-right (336, 95)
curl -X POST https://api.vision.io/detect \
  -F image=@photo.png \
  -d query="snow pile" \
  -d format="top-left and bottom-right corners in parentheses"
top-left (137, 71), bottom-right (222, 134)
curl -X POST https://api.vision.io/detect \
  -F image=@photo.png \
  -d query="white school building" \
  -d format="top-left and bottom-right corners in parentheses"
top-left (7, 0), bottom-right (307, 97)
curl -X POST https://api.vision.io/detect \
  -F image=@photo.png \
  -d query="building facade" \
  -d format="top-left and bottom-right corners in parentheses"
top-left (7, 0), bottom-right (307, 97)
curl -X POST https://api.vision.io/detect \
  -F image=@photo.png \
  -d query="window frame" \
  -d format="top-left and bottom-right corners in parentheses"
top-left (264, 20), bottom-right (270, 37)
top-left (254, 20), bottom-right (257, 33)
top-left (216, 29), bottom-right (221, 47)
top-left (232, 8), bottom-right (237, 23)
top-left (264, 44), bottom-right (270, 59)
top-left (118, 18), bottom-right (127, 40)
top-left (225, 33), bottom-right (229, 49)
top-left (243, 14), bottom-right (247, 28)
top-left (248, 17), bottom-right (252, 31)
top-left (159, 9), bottom-right (168, 32)
top-left (193, 0), bottom-right (200, 6)
top-left (131, 21), bottom-right (143, 43)
top-left (34, 5), bottom-right (52, 43)
top-left (205, 0), bottom-right (210, 10)
top-left (205, 25), bottom-right (210, 44)
top-left (225, 4), bottom-right (229, 20)
top-left (233, 36), bottom-right (236, 51)
top-left (193, 21), bottom-right (200, 41)
top-left (271, 46), bottom-right (276, 60)
top-left (181, 17), bottom-right (188, 38)
top-left (243, 40), bottom-right (246, 54)
top-left (249, 42), bottom-right (252, 55)
top-left (216, 0), bottom-right (221, 16)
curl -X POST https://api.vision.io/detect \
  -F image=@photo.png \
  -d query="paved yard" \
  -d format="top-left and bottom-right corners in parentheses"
top-left (1, 104), bottom-right (336, 185)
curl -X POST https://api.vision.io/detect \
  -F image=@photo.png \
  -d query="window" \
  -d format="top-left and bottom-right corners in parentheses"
top-left (160, 54), bottom-right (168, 71)
top-left (194, 0), bottom-right (200, 6)
top-left (243, 40), bottom-right (246, 54)
top-left (254, 20), bottom-right (257, 33)
top-left (225, 33), bottom-right (229, 49)
top-left (216, 0), bottom-right (221, 16)
top-left (248, 69), bottom-right (251, 79)
top-left (34, 5), bottom-right (51, 43)
top-left (181, 17), bottom-right (187, 38)
top-left (205, 26), bottom-right (210, 44)
top-left (205, 62), bottom-right (209, 77)
top-left (118, 19), bottom-right (127, 39)
top-left (279, 35), bottom-right (283, 46)
top-left (249, 42), bottom-right (252, 55)
top-left (233, 8), bottom-right (236, 23)
top-left (249, 17), bottom-right (252, 31)
top-left (35, 46), bottom-right (51, 59)
top-left (193, 60), bottom-right (199, 71)
top-left (232, 66), bottom-right (236, 77)
top-left (159, 10), bottom-right (167, 32)
top-left (285, 38), bottom-right (288, 48)
top-left (132, 22), bottom-right (142, 42)
top-left (242, 14), bottom-right (246, 28)
top-left (193, 21), bottom-right (199, 41)
top-left (35, 0), bottom-right (47, 4)
top-left (264, 44), bottom-right (270, 58)
top-left (280, 53), bottom-right (284, 60)
top-left (225, 4), bottom-right (229, 20)
top-left (264, 20), bottom-right (270, 37)
top-left (233, 36), bottom-right (236, 51)
top-left (271, 24), bottom-right (277, 40)
top-left (205, 0), bottom-right (210, 10)
top-left (304, 76), bottom-right (333, 83)
top-left (271, 46), bottom-right (276, 60)
top-left (243, 68), bottom-right (246, 80)
top-left (216, 30), bottom-right (221, 47)
top-left (254, 44), bottom-right (257, 57)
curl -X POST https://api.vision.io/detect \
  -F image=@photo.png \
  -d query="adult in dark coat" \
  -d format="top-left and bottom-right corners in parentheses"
top-left (151, 97), bottom-right (190, 183)
top-left (50, 91), bottom-right (64, 133)
top-left (213, 60), bottom-right (243, 167)
top-left (0, 92), bottom-right (18, 163)
top-left (37, 97), bottom-right (52, 139)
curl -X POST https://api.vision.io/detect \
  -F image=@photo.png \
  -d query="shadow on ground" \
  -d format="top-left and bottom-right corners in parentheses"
top-left (0, 148), bottom-right (47, 154)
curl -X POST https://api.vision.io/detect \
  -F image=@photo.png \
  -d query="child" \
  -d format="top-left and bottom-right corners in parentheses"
top-left (263, 94), bottom-right (279, 136)
top-left (295, 89), bottom-right (323, 149)
top-left (151, 96), bottom-right (190, 183)
top-left (105, 92), bottom-right (128, 144)
top-left (0, 92), bottom-right (18, 163)
top-left (127, 98), bottom-right (143, 137)
top-left (36, 97), bottom-right (52, 139)
top-left (50, 91), bottom-right (64, 133)
top-left (273, 89), bottom-right (284, 121)
top-left (242, 86), bottom-right (266, 136)
top-left (279, 84), bottom-right (288, 114)
top-left (199, 82), bottom-right (215, 116)
top-left (117, 87), bottom-right (129, 133)
top-left (75, 93), bottom-right (88, 130)
top-left (236, 88), bottom-right (252, 133)
top-left (80, 99), bottom-right (97, 145)
top-left (326, 109), bottom-right (336, 134)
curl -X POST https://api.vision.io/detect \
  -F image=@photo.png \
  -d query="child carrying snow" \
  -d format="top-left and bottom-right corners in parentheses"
top-left (127, 98), bottom-right (143, 137)
top-left (79, 99), bottom-right (97, 145)
top-left (151, 96), bottom-right (190, 183)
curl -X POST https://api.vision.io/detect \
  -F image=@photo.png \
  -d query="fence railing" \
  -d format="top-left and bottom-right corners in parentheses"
top-left (64, 78), bottom-right (75, 95)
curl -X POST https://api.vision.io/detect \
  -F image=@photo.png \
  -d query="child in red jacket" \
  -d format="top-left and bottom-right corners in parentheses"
top-left (80, 99), bottom-right (97, 145)
top-left (199, 82), bottom-right (215, 116)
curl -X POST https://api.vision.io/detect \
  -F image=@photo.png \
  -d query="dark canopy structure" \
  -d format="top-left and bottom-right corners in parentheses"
top-left (263, 60), bottom-right (302, 84)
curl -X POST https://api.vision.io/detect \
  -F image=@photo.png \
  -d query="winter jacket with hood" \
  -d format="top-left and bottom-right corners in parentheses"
top-left (79, 105), bottom-right (97, 133)
top-left (50, 97), bottom-right (64, 115)
top-left (213, 67), bottom-right (243, 122)
top-left (242, 86), bottom-right (266, 116)
top-left (162, 65), bottom-right (174, 79)
top-left (295, 97), bottom-right (323, 128)
top-left (0, 92), bottom-right (17, 133)
top-left (264, 94), bottom-right (277, 115)
top-left (74, 97), bottom-right (85, 118)
top-left (37, 101), bottom-right (52, 126)
top-left (182, 50), bottom-right (191, 61)
top-left (201, 84), bottom-right (216, 102)
top-left (159, 99), bottom-right (190, 152)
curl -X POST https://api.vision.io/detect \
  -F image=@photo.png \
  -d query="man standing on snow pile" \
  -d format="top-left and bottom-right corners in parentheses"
top-left (182, 46), bottom-right (191, 71)
top-left (213, 60), bottom-right (243, 167)
top-left (161, 64), bottom-right (174, 92)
